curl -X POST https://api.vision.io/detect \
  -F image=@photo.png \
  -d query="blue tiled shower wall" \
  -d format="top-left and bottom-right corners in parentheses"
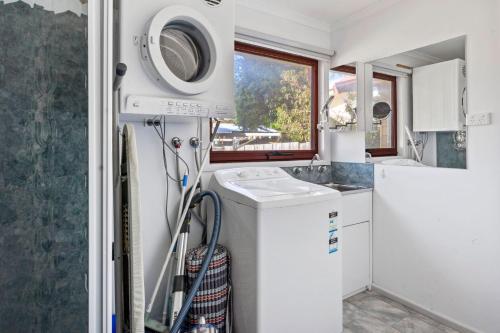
top-left (436, 132), bottom-right (467, 169)
top-left (0, 2), bottom-right (88, 332)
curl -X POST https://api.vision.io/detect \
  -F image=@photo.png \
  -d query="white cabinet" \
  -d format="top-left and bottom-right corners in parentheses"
top-left (341, 191), bottom-right (372, 298)
top-left (413, 59), bottom-right (466, 131)
top-left (343, 222), bottom-right (370, 297)
top-left (343, 191), bottom-right (372, 227)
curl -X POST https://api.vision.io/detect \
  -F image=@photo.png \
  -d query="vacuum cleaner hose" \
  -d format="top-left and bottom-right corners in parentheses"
top-left (170, 190), bottom-right (222, 333)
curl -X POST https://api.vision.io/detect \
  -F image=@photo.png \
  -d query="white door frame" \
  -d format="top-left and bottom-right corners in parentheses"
top-left (88, 0), bottom-right (114, 332)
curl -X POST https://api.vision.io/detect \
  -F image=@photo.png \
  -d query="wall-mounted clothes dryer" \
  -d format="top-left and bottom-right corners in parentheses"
top-left (118, 0), bottom-right (235, 119)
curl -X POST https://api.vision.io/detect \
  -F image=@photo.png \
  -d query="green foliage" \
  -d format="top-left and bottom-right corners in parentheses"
top-left (272, 69), bottom-right (311, 142)
top-left (330, 92), bottom-right (357, 129)
top-left (234, 53), bottom-right (311, 143)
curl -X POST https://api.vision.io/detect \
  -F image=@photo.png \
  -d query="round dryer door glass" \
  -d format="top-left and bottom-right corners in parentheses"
top-left (159, 22), bottom-right (210, 82)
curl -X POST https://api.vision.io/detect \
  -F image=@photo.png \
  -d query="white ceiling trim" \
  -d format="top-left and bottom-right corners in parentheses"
top-left (236, 27), bottom-right (335, 60)
top-left (1, 0), bottom-right (87, 16)
top-left (330, 0), bottom-right (403, 32)
top-left (237, 0), bottom-right (331, 33)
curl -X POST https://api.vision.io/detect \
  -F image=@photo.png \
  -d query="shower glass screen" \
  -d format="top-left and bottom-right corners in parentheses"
top-left (0, 2), bottom-right (88, 331)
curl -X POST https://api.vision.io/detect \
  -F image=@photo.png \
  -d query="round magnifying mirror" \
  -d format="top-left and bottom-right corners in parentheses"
top-left (373, 102), bottom-right (391, 124)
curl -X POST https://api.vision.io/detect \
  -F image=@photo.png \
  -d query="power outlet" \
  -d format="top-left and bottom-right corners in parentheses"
top-left (466, 112), bottom-right (491, 126)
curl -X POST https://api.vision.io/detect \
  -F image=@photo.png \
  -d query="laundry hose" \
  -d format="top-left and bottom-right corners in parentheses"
top-left (170, 190), bottom-right (222, 333)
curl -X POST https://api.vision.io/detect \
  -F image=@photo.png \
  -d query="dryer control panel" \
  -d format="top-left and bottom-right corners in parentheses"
top-left (122, 95), bottom-right (234, 118)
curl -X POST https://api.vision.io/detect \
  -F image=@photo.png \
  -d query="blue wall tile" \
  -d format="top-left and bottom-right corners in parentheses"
top-left (282, 162), bottom-right (374, 188)
top-left (281, 165), bottom-right (334, 184)
top-left (331, 162), bottom-right (374, 187)
top-left (436, 132), bottom-right (466, 169)
top-left (0, 2), bottom-right (88, 331)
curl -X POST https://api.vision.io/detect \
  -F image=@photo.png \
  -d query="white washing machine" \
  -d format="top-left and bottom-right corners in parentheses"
top-left (118, 0), bottom-right (235, 118)
top-left (209, 167), bottom-right (343, 333)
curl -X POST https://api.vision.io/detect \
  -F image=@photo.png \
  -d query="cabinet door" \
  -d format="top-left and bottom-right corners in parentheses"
top-left (343, 192), bottom-right (372, 227)
top-left (343, 222), bottom-right (370, 297)
top-left (413, 59), bottom-right (464, 131)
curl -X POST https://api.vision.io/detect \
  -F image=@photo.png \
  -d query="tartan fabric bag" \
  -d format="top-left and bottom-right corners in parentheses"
top-left (185, 245), bottom-right (232, 333)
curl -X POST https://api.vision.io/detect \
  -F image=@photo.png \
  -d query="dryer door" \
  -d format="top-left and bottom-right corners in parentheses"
top-left (145, 5), bottom-right (219, 95)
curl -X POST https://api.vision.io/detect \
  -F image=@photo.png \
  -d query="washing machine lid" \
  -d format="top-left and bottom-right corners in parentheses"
top-left (210, 167), bottom-right (340, 208)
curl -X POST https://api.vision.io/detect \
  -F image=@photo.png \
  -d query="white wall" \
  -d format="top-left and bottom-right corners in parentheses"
top-left (396, 76), bottom-right (411, 157)
top-left (129, 5), bottom-right (334, 318)
top-left (331, 1), bottom-right (500, 332)
top-left (330, 132), bottom-right (366, 162)
top-left (236, 0), bottom-right (332, 51)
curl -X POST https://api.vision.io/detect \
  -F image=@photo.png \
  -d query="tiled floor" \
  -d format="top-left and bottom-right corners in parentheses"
top-left (343, 291), bottom-right (462, 333)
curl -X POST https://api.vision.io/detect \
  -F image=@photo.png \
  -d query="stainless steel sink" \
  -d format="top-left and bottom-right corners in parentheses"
top-left (320, 183), bottom-right (367, 192)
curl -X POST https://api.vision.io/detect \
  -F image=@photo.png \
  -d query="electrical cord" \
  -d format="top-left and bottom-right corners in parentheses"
top-left (160, 118), bottom-right (190, 177)
top-left (156, 117), bottom-right (173, 241)
top-left (195, 118), bottom-right (202, 172)
top-left (420, 132), bottom-right (429, 160)
top-left (152, 126), bottom-right (182, 182)
top-left (146, 120), bottom-right (220, 315)
top-left (151, 117), bottom-right (191, 181)
top-left (184, 183), bottom-right (208, 244)
top-left (150, 116), bottom-right (192, 241)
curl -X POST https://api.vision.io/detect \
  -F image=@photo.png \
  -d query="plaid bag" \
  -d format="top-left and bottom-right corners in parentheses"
top-left (185, 245), bottom-right (232, 333)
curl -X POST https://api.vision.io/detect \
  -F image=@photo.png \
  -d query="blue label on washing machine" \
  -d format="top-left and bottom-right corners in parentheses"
top-left (329, 211), bottom-right (339, 254)
top-left (329, 230), bottom-right (338, 254)
top-left (329, 219), bottom-right (337, 232)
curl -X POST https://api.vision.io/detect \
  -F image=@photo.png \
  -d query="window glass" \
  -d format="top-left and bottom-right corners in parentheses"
top-left (366, 77), bottom-right (394, 149)
top-left (329, 69), bottom-right (357, 129)
top-left (212, 47), bottom-right (315, 154)
top-left (329, 66), bottom-right (397, 156)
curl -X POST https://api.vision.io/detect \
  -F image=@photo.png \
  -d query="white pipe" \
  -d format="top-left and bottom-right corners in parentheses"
top-left (146, 137), bottom-right (216, 315)
top-left (405, 126), bottom-right (422, 162)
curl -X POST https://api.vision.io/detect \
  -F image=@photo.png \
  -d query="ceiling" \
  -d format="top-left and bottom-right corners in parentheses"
top-left (413, 36), bottom-right (466, 61)
top-left (375, 36), bottom-right (466, 69)
top-left (248, 0), bottom-right (387, 26)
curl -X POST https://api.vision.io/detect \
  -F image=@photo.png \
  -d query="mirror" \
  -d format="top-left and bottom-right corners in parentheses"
top-left (372, 102), bottom-right (391, 124)
top-left (337, 36), bottom-right (467, 169)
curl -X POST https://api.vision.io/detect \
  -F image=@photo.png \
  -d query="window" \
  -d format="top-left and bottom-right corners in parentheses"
top-left (330, 66), bottom-right (397, 156)
top-left (328, 66), bottom-right (357, 129)
top-left (368, 73), bottom-right (397, 156)
top-left (210, 42), bottom-right (319, 163)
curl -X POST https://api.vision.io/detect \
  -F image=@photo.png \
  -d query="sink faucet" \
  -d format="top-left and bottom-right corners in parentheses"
top-left (307, 154), bottom-right (321, 172)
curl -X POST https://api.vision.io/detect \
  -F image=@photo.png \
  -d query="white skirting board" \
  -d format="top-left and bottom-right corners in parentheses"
top-left (371, 284), bottom-right (480, 333)
top-left (343, 286), bottom-right (370, 300)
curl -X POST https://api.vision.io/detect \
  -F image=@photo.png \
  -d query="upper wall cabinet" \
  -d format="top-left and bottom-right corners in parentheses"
top-left (413, 59), bottom-right (466, 131)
